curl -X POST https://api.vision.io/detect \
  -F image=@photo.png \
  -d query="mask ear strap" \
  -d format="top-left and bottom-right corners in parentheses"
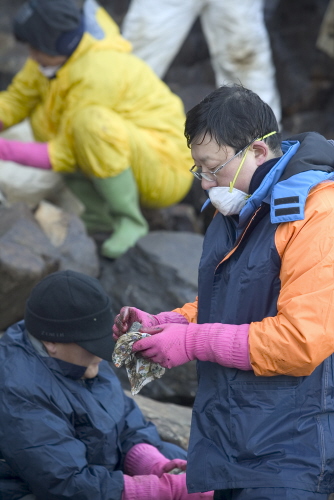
top-left (228, 131), bottom-right (278, 193)
top-left (258, 131), bottom-right (277, 141)
top-left (229, 148), bottom-right (250, 192)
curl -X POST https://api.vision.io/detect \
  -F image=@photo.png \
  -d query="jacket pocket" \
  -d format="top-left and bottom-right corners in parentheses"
top-left (228, 380), bottom-right (297, 465)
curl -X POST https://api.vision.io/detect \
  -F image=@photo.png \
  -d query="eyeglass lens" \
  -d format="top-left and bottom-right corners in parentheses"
top-left (191, 166), bottom-right (216, 181)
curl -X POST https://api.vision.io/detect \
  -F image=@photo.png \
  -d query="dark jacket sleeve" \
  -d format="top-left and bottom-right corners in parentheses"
top-left (0, 378), bottom-right (124, 500)
top-left (107, 367), bottom-right (187, 464)
top-left (119, 391), bottom-right (163, 455)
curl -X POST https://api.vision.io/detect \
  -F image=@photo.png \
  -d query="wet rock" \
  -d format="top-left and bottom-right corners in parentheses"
top-left (0, 201), bottom-right (99, 330)
top-left (0, 203), bottom-right (60, 330)
top-left (100, 230), bottom-right (203, 318)
top-left (125, 390), bottom-right (192, 450)
top-left (34, 201), bottom-right (99, 278)
top-left (143, 203), bottom-right (203, 234)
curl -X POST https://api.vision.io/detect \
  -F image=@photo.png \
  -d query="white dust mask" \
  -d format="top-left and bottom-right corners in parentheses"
top-left (38, 64), bottom-right (62, 78)
top-left (207, 131), bottom-right (278, 216)
top-left (208, 144), bottom-right (250, 215)
top-left (208, 186), bottom-right (249, 215)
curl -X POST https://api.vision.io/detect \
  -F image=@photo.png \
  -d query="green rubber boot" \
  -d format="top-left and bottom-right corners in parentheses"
top-left (63, 172), bottom-right (114, 232)
top-left (92, 168), bottom-right (149, 259)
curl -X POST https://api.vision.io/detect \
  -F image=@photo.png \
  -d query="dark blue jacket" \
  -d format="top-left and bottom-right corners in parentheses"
top-left (186, 133), bottom-right (334, 494)
top-left (0, 321), bottom-right (185, 500)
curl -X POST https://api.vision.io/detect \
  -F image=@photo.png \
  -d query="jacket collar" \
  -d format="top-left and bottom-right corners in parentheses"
top-left (25, 328), bottom-right (87, 380)
top-left (239, 132), bottom-right (334, 227)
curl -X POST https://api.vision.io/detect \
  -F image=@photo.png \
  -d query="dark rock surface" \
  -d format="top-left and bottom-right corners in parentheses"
top-left (0, 202), bottom-right (99, 330)
top-left (0, 203), bottom-right (59, 330)
top-left (34, 201), bottom-right (99, 277)
top-left (99, 231), bottom-right (203, 318)
top-left (125, 389), bottom-right (192, 450)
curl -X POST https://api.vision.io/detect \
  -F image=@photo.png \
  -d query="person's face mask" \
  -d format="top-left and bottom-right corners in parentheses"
top-left (208, 186), bottom-right (249, 215)
top-left (207, 131), bottom-right (277, 216)
top-left (208, 147), bottom-right (250, 215)
top-left (38, 64), bottom-right (62, 78)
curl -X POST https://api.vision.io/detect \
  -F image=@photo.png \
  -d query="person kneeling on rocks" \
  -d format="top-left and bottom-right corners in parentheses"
top-left (0, 270), bottom-right (212, 500)
top-left (0, 0), bottom-right (193, 259)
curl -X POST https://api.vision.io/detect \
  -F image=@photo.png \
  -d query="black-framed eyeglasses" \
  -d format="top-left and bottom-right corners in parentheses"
top-left (189, 137), bottom-right (260, 182)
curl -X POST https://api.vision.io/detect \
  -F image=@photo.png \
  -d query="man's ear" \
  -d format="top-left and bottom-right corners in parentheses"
top-left (42, 341), bottom-right (57, 356)
top-left (251, 141), bottom-right (269, 166)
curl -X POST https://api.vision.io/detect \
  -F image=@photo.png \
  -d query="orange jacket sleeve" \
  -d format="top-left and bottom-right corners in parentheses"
top-left (249, 182), bottom-right (334, 376)
top-left (173, 297), bottom-right (198, 323)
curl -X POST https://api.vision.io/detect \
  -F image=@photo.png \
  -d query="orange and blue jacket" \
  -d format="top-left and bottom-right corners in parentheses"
top-left (175, 132), bottom-right (334, 493)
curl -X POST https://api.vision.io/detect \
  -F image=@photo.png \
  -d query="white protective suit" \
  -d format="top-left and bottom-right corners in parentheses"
top-left (122, 0), bottom-right (281, 123)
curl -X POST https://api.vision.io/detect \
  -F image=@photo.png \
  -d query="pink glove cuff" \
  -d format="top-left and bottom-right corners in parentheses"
top-left (122, 474), bottom-right (157, 500)
top-left (186, 323), bottom-right (252, 370)
top-left (122, 473), bottom-right (188, 500)
top-left (0, 139), bottom-right (51, 169)
top-left (154, 311), bottom-right (189, 325)
top-left (124, 443), bottom-right (169, 476)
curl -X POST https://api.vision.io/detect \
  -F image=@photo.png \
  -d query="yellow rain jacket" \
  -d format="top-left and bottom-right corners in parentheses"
top-left (0, 11), bottom-right (192, 208)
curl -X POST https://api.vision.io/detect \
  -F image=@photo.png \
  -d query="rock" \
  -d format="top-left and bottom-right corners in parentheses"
top-left (102, 231), bottom-right (203, 404)
top-left (100, 230), bottom-right (203, 318)
top-left (142, 203), bottom-right (203, 234)
top-left (282, 110), bottom-right (334, 138)
top-left (0, 201), bottom-right (100, 330)
top-left (125, 390), bottom-right (192, 450)
top-left (169, 82), bottom-right (215, 114)
top-left (34, 201), bottom-right (100, 277)
top-left (0, 15), bottom-right (28, 89)
top-left (268, 0), bottom-right (334, 134)
top-left (0, 203), bottom-right (60, 330)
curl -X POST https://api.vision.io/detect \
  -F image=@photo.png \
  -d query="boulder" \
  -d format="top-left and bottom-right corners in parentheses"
top-left (100, 230), bottom-right (203, 318)
top-left (0, 201), bottom-right (99, 330)
top-left (125, 390), bottom-right (192, 450)
top-left (34, 201), bottom-right (99, 278)
top-left (142, 202), bottom-right (203, 234)
top-left (0, 203), bottom-right (60, 330)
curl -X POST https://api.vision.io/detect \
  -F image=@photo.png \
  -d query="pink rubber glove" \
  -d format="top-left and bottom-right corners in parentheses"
top-left (122, 473), bottom-right (213, 500)
top-left (132, 322), bottom-right (252, 370)
top-left (113, 306), bottom-right (188, 340)
top-left (124, 443), bottom-right (187, 477)
top-left (0, 138), bottom-right (52, 169)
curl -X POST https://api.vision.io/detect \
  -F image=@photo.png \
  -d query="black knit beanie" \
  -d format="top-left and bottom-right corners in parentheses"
top-left (13, 0), bottom-right (84, 56)
top-left (25, 270), bottom-right (114, 361)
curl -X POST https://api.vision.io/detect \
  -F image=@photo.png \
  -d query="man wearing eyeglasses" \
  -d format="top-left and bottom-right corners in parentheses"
top-left (113, 83), bottom-right (334, 499)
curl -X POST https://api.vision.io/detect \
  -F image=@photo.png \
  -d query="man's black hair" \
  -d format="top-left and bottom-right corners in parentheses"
top-left (185, 84), bottom-right (282, 156)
